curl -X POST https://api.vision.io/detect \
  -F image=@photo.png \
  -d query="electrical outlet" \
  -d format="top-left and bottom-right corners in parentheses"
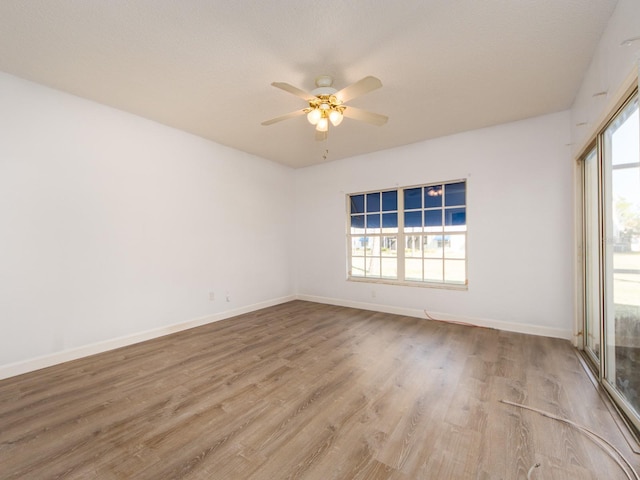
top-left (225, 292), bottom-right (230, 302)
top-left (208, 291), bottom-right (215, 301)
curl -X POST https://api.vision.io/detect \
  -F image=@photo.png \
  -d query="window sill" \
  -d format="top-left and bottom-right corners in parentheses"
top-left (347, 276), bottom-right (468, 291)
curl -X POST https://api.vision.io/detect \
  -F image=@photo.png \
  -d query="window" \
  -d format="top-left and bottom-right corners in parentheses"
top-left (348, 180), bottom-right (467, 288)
top-left (348, 190), bottom-right (399, 280)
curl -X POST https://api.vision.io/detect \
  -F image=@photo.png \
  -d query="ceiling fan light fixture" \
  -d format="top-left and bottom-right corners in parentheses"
top-left (329, 109), bottom-right (343, 126)
top-left (316, 117), bottom-right (329, 132)
top-left (263, 75), bottom-right (388, 135)
top-left (307, 108), bottom-right (322, 125)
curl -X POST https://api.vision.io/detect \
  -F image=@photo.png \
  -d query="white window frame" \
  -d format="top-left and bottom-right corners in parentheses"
top-left (346, 180), bottom-right (468, 290)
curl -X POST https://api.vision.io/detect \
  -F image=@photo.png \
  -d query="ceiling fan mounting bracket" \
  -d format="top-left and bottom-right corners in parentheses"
top-left (315, 75), bottom-right (334, 88)
top-left (310, 75), bottom-right (335, 96)
top-left (310, 75), bottom-right (340, 96)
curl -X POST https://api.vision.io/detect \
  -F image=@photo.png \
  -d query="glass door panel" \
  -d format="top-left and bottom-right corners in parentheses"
top-left (603, 94), bottom-right (640, 420)
top-left (583, 147), bottom-right (601, 363)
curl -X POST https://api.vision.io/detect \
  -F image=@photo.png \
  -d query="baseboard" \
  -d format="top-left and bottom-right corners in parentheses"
top-left (0, 295), bottom-right (296, 381)
top-left (1, 293), bottom-right (573, 381)
top-left (295, 294), bottom-right (574, 340)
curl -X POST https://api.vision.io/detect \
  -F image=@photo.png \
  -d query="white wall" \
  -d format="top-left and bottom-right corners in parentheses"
top-left (0, 72), bottom-right (295, 373)
top-left (294, 111), bottom-right (574, 339)
top-left (10, 0), bottom-right (632, 373)
top-left (571, 0), bottom-right (640, 154)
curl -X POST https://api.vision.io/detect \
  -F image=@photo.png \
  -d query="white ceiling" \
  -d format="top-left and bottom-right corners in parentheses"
top-left (0, 1), bottom-right (618, 168)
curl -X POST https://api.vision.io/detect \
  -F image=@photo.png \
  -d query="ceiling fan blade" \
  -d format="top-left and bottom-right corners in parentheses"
top-left (271, 82), bottom-right (316, 102)
top-left (343, 106), bottom-right (388, 126)
top-left (261, 109), bottom-right (307, 126)
top-left (335, 76), bottom-right (382, 103)
top-left (315, 130), bottom-right (328, 142)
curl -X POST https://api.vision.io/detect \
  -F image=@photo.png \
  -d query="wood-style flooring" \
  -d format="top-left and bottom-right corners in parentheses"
top-left (0, 300), bottom-right (638, 479)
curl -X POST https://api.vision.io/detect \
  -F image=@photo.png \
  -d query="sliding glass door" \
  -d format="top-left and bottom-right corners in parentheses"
top-left (603, 94), bottom-right (639, 422)
top-left (582, 89), bottom-right (639, 432)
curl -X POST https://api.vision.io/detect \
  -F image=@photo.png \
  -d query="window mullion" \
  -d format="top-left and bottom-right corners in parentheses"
top-left (346, 196), bottom-right (352, 277)
top-left (397, 188), bottom-right (405, 281)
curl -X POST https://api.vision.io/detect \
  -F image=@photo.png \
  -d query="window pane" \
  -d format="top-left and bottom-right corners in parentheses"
top-left (444, 234), bottom-right (466, 259)
top-left (405, 235), bottom-right (422, 257)
top-left (404, 211), bottom-right (422, 228)
top-left (366, 237), bottom-right (381, 256)
top-left (352, 237), bottom-right (366, 256)
top-left (444, 259), bottom-right (466, 283)
top-left (612, 169), bottom-right (640, 217)
top-left (424, 235), bottom-right (444, 258)
top-left (381, 236), bottom-right (397, 256)
top-left (424, 185), bottom-right (443, 208)
top-left (351, 257), bottom-right (365, 277)
top-left (351, 215), bottom-right (365, 230)
top-left (445, 207), bottom-right (466, 226)
top-left (367, 193), bottom-right (381, 212)
top-left (365, 257), bottom-right (381, 277)
top-left (609, 96), bottom-right (639, 166)
top-left (404, 188), bottom-right (422, 209)
top-left (424, 259), bottom-right (444, 282)
top-left (424, 210), bottom-right (442, 227)
top-left (584, 148), bottom-right (601, 361)
top-left (382, 191), bottom-right (398, 211)
top-left (445, 182), bottom-right (466, 206)
top-left (350, 195), bottom-right (365, 214)
top-left (381, 258), bottom-right (397, 279)
top-left (361, 236), bottom-right (372, 255)
top-left (604, 95), bottom-right (640, 420)
top-left (405, 258), bottom-right (422, 280)
top-left (382, 213), bottom-right (398, 228)
top-left (366, 214), bottom-right (381, 229)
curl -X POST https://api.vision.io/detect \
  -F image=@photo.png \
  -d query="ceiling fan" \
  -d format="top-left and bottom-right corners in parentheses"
top-left (261, 75), bottom-right (388, 139)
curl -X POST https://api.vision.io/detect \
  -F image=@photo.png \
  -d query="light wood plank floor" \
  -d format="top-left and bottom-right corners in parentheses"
top-left (0, 301), bottom-right (638, 479)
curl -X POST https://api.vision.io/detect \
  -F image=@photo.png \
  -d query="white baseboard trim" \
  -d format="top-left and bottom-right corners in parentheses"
top-left (295, 294), bottom-right (574, 341)
top-left (1, 293), bottom-right (573, 381)
top-left (0, 295), bottom-right (296, 381)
